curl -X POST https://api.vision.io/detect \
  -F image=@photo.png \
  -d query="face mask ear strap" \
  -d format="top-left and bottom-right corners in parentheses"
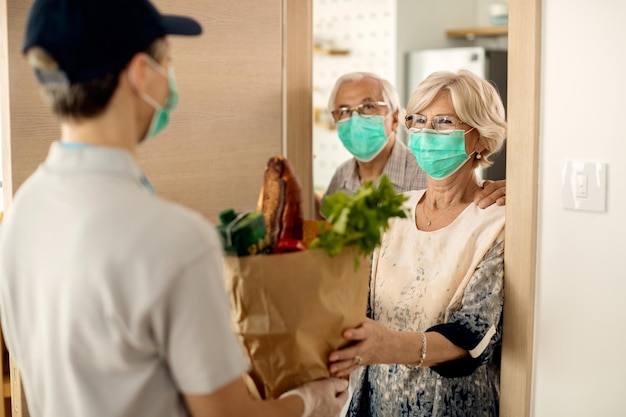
top-left (470, 130), bottom-right (487, 157)
top-left (127, 56), bottom-right (166, 111)
top-left (145, 55), bottom-right (168, 77)
top-left (140, 91), bottom-right (164, 111)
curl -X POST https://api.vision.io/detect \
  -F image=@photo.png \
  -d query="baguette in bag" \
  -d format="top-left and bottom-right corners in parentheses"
top-left (256, 156), bottom-right (304, 252)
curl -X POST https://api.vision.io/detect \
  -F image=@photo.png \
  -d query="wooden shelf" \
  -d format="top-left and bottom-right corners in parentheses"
top-left (446, 26), bottom-right (508, 40)
top-left (313, 46), bottom-right (350, 56)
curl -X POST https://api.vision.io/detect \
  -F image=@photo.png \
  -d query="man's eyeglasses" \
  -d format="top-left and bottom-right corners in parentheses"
top-left (331, 101), bottom-right (388, 122)
top-left (405, 113), bottom-right (466, 133)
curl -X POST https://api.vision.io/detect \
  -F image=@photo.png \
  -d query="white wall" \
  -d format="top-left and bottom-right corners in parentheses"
top-left (396, 0), bottom-right (475, 104)
top-left (533, 0), bottom-right (626, 415)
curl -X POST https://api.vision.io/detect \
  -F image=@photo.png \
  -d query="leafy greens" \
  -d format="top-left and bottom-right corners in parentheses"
top-left (310, 175), bottom-right (408, 259)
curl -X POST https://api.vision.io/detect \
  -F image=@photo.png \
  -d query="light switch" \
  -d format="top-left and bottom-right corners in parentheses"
top-left (575, 173), bottom-right (588, 198)
top-left (561, 160), bottom-right (607, 211)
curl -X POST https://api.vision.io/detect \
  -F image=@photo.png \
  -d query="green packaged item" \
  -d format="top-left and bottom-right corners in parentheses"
top-left (217, 209), bottom-right (270, 256)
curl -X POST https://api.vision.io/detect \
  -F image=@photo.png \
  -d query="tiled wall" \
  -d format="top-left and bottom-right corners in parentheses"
top-left (312, 0), bottom-right (396, 192)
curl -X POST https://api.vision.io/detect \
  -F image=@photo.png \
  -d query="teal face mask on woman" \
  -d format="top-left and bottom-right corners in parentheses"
top-left (408, 128), bottom-right (474, 179)
top-left (336, 113), bottom-right (389, 162)
top-left (140, 62), bottom-right (179, 140)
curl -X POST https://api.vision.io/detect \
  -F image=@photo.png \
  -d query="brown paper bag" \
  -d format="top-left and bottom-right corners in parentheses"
top-left (223, 247), bottom-right (369, 399)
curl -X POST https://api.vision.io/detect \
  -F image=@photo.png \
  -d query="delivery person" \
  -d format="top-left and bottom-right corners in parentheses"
top-left (0, 1), bottom-right (348, 416)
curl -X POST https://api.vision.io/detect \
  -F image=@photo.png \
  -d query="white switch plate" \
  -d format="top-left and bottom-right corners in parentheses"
top-left (561, 160), bottom-right (607, 211)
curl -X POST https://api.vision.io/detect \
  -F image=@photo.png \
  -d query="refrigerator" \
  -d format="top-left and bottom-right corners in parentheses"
top-left (405, 46), bottom-right (508, 180)
top-left (406, 46), bottom-right (487, 99)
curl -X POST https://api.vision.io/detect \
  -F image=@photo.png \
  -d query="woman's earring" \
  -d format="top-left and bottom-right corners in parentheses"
top-left (475, 152), bottom-right (482, 160)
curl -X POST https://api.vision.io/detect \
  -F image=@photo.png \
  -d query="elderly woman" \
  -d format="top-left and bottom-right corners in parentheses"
top-left (328, 69), bottom-right (507, 417)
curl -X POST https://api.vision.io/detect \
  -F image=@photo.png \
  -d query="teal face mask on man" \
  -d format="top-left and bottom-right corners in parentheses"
top-left (336, 113), bottom-right (389, 162)
top-left (408, 128), bottom-right (474, 179)
top-left (140, 61), bottom-right (179, 140)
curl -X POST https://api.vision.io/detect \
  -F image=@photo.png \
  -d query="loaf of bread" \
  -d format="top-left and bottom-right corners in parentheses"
top-left (256, 156), bottom-right (304, 249)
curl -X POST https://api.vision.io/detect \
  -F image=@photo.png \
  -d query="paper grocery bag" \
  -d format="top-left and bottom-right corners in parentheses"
top-left (223, 248), bottom-right (370, 399)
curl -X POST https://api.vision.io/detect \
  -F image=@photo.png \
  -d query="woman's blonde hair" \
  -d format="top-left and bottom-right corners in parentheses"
top-left (406, 69), bottom-right (507, 168)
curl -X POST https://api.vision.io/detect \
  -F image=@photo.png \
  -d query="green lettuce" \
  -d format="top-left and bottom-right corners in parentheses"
top-left (310, 175), bottom-right (408, 260)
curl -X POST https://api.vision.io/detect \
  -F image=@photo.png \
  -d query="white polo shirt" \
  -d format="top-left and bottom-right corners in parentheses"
top-left (0, 142), bottom-right (248, 417)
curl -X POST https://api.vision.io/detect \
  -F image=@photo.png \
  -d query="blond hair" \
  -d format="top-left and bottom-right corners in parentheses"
top-left (406, 69), bottom-right (506, 168)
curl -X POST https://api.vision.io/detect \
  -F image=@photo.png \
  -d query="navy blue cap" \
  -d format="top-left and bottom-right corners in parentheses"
top-left (23, 0), bottom-right (202, 85)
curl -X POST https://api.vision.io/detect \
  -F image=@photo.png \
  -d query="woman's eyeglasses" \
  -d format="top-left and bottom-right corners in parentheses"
top-left (405, 113), bottom-right (466, 132)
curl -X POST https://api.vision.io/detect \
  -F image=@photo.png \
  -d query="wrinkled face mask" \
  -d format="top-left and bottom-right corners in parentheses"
top-left (336, 113), bottom-right (390, 162)
top-left (408, 128), bottom-right (475, 179)
top-left (137, 58), bottom-right (179, 141)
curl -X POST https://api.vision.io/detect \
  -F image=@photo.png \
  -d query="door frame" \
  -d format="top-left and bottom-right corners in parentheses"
top-left (499, 0), bottom-right (541, 416)
top-left (285, 0), bottom-right (542, 416)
